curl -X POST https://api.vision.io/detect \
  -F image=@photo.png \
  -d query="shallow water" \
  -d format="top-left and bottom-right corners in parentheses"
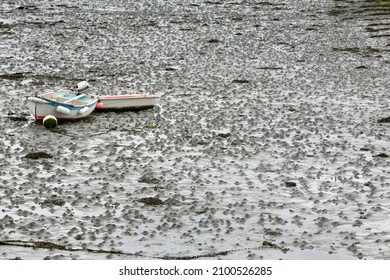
top-left (1, 0), bottom-right (390, 260)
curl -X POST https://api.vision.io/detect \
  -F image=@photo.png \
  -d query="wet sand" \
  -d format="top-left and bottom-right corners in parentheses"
top-left (1, 0), bottom-right (390, 260)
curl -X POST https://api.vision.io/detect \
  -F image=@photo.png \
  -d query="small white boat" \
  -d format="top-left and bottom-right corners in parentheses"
top-left (26, 81), bottom-right (98, 121)
top-left (95, 93), bottom-right (156, 112)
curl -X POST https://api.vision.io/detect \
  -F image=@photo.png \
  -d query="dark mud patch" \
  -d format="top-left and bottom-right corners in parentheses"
top-left (330, 0), bottom-right (390, 43)
top-left (0, 240), bottom-right (231, 260)
top-left (0, 240), bottom-right (127, 256)
top-left (2, 240), bottom-right (275, 260)
top-left (258, 66), bottom-right (283, 70)
top-left (375, 153), bottom-right (389, 158)
top-left (162, 251), bottom-right (229, 260)
top-left (0, 22), bottom-right (11, 29)
top-left (33, 242), bottom-right (67, 250)
top-left (24, 152), bottom-right (53, 160)
top-left (264, 229), bottom-right (283, 236)
top-left (7, 115), bottom-right (29, 122)
top-left (0, 240), bottom-right (65, 250)
top-left (162, 242), bottom-right (289, 260)
top-left (366, 26), bottom-right (390, 33)
top-left (0, 72), bottom-right (28, 80)
top-left (41, 197), bottom-right (66, 207)
top-left (262, 241), bottom-right (289, 253)
top-left (16, 5), bottom-right (39, 11)
top-left (232, 79), bottom-right (250, 84)
top-left (377, 116), bottom-right (390, 123)
top-left (138, 174), bottom-right (160, 184)
top-left (137, 197), bottom-right (164, 206)
top-left (217, 132), bottom-right (231, 138)
top-left (207, 39), bottom-right (222, 44)
top-left (328, 9), bottom-right (348, 16)
top-left (285, 181), bottom-right (297, 187)
top-left (332, 47), bottom-right (360, 53)
top-left (204, 1), bottom-right (224, 6)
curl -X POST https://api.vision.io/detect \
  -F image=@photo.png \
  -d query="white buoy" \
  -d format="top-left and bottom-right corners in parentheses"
top-left (55, 105), bottom-right (71, 115)
top-left (76, 81), bottom-right (90, 92)
top-left (78, 106), bottom-right (89, 115)
top-left (43, 115), bottom-right (57, 129)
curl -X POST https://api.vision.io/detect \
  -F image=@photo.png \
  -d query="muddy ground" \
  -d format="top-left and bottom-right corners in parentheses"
top-left (0, 0), bottom-right (390, 260)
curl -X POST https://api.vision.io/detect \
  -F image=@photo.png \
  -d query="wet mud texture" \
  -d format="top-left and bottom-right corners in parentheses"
top-left (1, 0), bottom-right (390, 260)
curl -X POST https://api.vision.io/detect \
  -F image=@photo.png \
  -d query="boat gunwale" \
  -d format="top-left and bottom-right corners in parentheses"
top-left (98, 94), bottom-right (156, 100)
top-left (38, 90), bottom-right (97, 107)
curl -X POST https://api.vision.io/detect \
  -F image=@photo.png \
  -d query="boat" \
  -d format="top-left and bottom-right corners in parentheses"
top-left (95, 93), bottom-right (156, 112)
top-left (26, 81), bottom-right (98, 121)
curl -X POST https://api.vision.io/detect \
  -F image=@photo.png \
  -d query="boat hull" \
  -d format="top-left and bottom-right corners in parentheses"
top-left (26, 90), bottom-right (98, 121)
top-left (95, 94), bottom-right (156, 112)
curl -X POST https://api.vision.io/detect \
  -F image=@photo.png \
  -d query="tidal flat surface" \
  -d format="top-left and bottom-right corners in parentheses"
top-left (0, 0), bottom-right (390, 260)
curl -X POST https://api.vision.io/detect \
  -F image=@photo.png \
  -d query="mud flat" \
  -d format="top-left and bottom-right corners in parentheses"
top-left (1, 0), bottom-right (390, 260)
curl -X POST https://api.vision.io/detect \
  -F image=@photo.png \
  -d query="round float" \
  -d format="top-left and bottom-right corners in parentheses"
top-left (43, 115), bottom-right (58, 129)
top-left (55, 105), bottom-right (70, 115)
top-left (96, 101), bottom-right (103, 109)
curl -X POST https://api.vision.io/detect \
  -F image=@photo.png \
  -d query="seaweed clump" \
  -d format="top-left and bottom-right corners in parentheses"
top-left (137, 197), bottom-right (164, 206)
top-left (24, 152), bottom-right (53, 159)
